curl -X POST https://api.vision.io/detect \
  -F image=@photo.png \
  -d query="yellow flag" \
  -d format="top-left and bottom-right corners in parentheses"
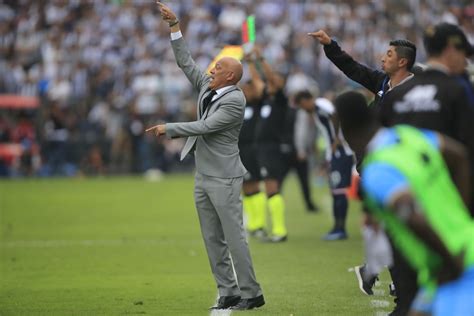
top-left (206, 45), bottom-right (244, 74)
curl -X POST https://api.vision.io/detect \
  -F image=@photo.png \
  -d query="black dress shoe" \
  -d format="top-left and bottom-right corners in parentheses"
top-left (209, 295), bottom-right (241, 310)
top-left (230, 294), bottom-right (265, 310)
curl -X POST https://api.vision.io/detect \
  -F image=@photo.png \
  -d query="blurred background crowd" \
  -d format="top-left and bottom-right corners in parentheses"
top-left (0, 0), bottom-right (473, 177)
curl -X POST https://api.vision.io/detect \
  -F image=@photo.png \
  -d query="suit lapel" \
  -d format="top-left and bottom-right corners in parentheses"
top-left (204, 86), bottom-right (238, 113)
top-left (214, 86), bottom-right (238, 102)
top-left (202, 87), bottom-right (239, 119)
top-left (198, 85), bottom-right (240, 119)
top-left (198, 89), bottom-right (210, 119)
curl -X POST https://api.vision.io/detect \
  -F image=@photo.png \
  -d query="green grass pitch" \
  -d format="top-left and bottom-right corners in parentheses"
top-left (0, 175), bottom-right (394, 315)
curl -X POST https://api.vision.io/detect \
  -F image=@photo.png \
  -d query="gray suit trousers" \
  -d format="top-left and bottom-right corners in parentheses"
top-left (194, 172), bottom-right (262, 298)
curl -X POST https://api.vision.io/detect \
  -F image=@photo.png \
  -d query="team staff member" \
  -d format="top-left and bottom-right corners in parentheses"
top-left (254, 48), bottom-right (289, 243)
top-left (240, 53), bottom-right (267, 238)
top-left (147, 2), bottom-right (264, 310)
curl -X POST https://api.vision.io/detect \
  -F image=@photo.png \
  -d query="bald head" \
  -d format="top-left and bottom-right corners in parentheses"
top-left (209, 57), bottom-right (243, 90)
top-left (222, 57), bottom-right (243, 84)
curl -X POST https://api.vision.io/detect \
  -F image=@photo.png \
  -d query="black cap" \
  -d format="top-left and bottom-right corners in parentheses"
top-left (423, 23), bottom-right (474, 57)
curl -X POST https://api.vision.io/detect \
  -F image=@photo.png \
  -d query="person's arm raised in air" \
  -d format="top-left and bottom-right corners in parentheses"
top-left (308, 30), bottom-right (385, 94)
top-left (156, 1), bottom-right (209, 92)
top-left (253, 46), bottom-right (285, 94)
top-left (244, 51), bottom-right (265, 100)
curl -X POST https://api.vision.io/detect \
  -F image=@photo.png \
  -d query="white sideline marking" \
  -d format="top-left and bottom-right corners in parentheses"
top-left (374, 311), bottom-right (389, 316)
top-left (210, 309), bottom-right (232, 316)
top-left (1, 239), bottom-right (200, 248)
top-left (210, 293), bottom-right (232, 316)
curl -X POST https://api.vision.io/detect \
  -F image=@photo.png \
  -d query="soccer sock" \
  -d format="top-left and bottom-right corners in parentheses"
top-left (333, 193), bottom-right (348, 231)
top-left (268, 193), bottom-right (287, 237)
top-left (252, 191), bottom-right (267, 230)
top-left (243, 194), bottom-right (257, 231)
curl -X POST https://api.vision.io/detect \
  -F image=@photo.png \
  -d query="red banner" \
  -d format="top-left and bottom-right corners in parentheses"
top-left (0, 95), bottom-right (39, 109)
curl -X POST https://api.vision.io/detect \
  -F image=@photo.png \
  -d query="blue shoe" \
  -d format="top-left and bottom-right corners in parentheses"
top-left (323, 229), bottom-right (348, 241)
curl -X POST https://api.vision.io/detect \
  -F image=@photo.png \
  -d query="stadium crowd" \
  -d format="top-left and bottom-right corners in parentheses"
top-left (0, 0), bottom-right (473, 177)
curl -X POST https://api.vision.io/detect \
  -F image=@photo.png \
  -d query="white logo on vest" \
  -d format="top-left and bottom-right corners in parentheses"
top-left (394, 85), bottom-right (440, 113)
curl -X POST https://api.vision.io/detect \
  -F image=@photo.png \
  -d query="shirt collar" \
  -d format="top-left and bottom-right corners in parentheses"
top-left (387, 73), bottom-right (414, 91)
top-left (215, 85), bottom-right (235, 95)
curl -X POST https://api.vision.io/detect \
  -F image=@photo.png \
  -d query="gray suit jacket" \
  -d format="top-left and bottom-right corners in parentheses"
top-left (166, 37), bottom-right (247, 178)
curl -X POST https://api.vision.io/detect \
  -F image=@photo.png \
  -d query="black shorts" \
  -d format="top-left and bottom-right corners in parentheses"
top-left (256, 143), bottom-right (286, 180)
top-left (239, 143), bottom-right (261, 182)
top-left (329, 148), bottom-right (354, 190)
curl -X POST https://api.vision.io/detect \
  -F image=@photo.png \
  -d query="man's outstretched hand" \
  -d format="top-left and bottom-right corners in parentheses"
top-left (146, 124), bottom-right (166, 137)
top-left (156, 1), bottom-right (177, 24)
top-left (308, 30), bottom-right (331, 45)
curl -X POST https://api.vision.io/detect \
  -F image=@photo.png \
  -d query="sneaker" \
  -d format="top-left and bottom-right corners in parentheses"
top-left (323, 229), bottom-right (348, 241)
top-left (263, 235), bottom-right (288, 243)
top-left (353, 265), bottom-right (378, 295)
top-left (249, 228), bottom-right (267, 239)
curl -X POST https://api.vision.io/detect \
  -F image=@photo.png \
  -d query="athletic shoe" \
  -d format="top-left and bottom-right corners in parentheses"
top-left (353, 265), bottom-right (378, 295)
top-left (323, 229), bottom-right (348, 241)
top-left (249, 228), bottom-right (267, 239)
top-left (263, 235), bottom-right (288, 243)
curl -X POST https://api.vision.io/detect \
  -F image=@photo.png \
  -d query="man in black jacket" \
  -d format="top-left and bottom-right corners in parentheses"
top-left (308, 30), bottom-right (418, 316)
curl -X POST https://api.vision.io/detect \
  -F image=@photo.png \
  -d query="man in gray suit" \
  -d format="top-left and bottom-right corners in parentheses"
top-left (146, 2), bottom-right (264, 311)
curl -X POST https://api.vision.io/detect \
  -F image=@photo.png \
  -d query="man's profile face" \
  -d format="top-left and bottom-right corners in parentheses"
top-left (209, 59), bottom-right (231, 90)
top-left (381, 46), bottom-right (402, 75)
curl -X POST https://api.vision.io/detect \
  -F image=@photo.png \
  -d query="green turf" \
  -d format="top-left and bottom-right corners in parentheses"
top-left (0, 175), bottom-right (394, 315)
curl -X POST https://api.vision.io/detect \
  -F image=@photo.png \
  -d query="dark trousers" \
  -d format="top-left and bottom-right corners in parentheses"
top-left (280, 151), bottom-right (314, 208)
top-left (388, 237), bottom-right (418, 316)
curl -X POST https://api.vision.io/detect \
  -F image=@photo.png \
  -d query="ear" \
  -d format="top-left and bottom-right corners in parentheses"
top-left (226, 71), bottom-right (235, 82)
top-left (399, 57), bottom-right (408, 68)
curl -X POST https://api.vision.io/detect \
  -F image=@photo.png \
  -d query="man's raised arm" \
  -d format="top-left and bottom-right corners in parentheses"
top-left (156, 1), bottom-right (209, 92)
top-left (308, 30), bottom-right (385, 94)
